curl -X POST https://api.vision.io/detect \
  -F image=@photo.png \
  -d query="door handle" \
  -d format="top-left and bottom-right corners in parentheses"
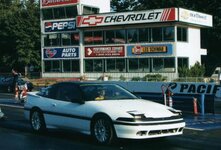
top-left (52, 103), bottom-right (57, 107)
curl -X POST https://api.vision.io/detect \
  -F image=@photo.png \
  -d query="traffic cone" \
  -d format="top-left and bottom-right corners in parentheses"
top-left (15, 87), bottom-right (18, 100)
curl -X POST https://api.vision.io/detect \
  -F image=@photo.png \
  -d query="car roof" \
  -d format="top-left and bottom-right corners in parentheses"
top-left (53, 81), bottom-right (117, 87)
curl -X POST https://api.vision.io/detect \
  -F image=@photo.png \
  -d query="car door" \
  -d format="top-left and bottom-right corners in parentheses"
top-left (45, 83), bottom-right (88, 132)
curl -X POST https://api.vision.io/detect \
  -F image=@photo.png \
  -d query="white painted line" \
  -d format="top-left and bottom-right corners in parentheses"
top-left (184, 127), bottom-right (204, 131)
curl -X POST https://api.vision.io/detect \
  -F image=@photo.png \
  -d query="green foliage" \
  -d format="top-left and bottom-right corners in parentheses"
top-left (0, 0), bottom-right (40, 72)
top-left (119, 75), bottom-right (126, 81)
top-left (142, 74), bottom-right (167, 81)
top-left (178, 62), bottom-right (205, 77)
top-left (131, 76), bottom-right (141, 81)
top-left (177, 62), bottom-right (205, 82)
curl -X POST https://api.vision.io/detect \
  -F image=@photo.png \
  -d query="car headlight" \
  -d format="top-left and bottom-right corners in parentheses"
top-left (168, 108), bottom-right (182, 116)
top-left (127, 110), bottom-right (145, 119)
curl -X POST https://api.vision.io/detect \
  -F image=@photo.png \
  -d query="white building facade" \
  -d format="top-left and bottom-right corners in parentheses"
top-left (40, 0), bottom-right (212, 81)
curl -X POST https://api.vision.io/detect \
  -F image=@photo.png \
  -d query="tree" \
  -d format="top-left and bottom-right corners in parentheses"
top-left (0, 0), bottom-right (40, 72)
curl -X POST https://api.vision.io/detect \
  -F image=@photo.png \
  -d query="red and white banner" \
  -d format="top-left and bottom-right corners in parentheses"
top-left (85, 46), bottom-right (125, 57)
top-left (41, 0), bottom-right (79, 7)
top-left (77, 8), bottom-right (177, 27)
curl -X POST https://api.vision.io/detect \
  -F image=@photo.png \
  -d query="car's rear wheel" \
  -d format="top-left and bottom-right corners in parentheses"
top-left (30, 110), bottom-right (46, 132)
top-left (91, 116), bottom-right (115, 145)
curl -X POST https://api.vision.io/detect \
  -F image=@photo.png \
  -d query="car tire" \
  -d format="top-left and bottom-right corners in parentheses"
top-left (30, 109), bottom-right (46, 133)
top-left (91, 115), bottom-right (116, 145)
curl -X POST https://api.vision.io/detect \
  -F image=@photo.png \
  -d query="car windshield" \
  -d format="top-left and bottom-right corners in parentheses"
top-left (80, 84), bottom-right (138, 101)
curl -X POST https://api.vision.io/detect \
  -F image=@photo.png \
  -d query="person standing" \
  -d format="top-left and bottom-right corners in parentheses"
top-left (219, 71), bottom-right (221, 85)
top-left (12, 68), bottom-right (19, 99)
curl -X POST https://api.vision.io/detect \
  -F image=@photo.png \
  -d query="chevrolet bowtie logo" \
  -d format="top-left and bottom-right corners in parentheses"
top-left (82, 16), bottom-right (104, 26)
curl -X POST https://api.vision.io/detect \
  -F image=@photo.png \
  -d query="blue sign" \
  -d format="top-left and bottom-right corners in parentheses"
top-left (127, 44), bottom-right (173, 56)
top-left (43, 47), bottom-right (79, 59)
top-left (44, 20), bottom-right (76, 33)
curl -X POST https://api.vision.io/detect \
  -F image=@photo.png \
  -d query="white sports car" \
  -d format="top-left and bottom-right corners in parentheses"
top-left (24, 82), bottom-right (185, 144)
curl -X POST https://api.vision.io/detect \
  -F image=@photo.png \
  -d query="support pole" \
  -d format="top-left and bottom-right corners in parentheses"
top-left (201, 94), bottom-right (205, 116)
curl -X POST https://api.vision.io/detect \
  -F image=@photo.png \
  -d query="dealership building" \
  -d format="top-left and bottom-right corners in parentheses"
top-left (40, 0), bottom-right (213, 81)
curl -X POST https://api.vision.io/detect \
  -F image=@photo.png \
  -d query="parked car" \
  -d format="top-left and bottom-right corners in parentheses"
top-left (24, 81), bottom-right (185, 144)
top-left (0, 76), bottom-right (33, 93)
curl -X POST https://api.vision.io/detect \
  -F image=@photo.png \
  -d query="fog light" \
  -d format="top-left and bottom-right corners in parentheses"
top-left (136, 131), bottom-right (147, 136)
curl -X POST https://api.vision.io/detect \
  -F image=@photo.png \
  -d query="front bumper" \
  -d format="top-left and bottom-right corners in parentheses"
top-left (113, 118), bottom-right (185, 139)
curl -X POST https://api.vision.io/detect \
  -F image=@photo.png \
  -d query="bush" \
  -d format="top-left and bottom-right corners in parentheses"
top-left (178, 62), bottom-right (205, 77)
top-left (142, 74), bottom-right (167, 81)
top-left (131, 76), bottom-right (141, 81)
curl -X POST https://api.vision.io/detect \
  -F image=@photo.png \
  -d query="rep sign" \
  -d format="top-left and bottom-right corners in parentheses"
top-left (179, 8), bottom-right (213, 27)
top-left (41, 0), bottom-right (79, 7)
top-left (85, 46), bottom-right (125, 57)
top-left (43, 47), bottom-right (79, 59)
top-left (127, 44), bottom-right (173, 56)
top-left (77, 8), bottom-right (177, 27)
top-left (44, 20), bottom-right (76, 33)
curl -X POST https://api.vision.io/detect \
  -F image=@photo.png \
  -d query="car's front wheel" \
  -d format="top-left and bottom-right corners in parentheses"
top-left (30, 109), bottom-right (46, 132)
top-left (91, 116), bottom-right (115, 145)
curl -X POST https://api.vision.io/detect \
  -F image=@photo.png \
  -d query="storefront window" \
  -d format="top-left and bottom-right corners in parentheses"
top-left (62, 33), bottom-right (71, 46)
top-left (106, 59), bottom-right (125, 72)
top-left (152, 58), bottom-right (175, 72)
top-left (106, 59), bottom-right (116, 72)
top-left (63, 60), bottom-right (80, 72)
top-left (178, 57), bottom-right (188, 68)
top-left (115, 30), bottom-right (126, 44)
top-left (177, 27), bottom-right (188, 42)
top-left (128, 58), bottom-right (139, 72)
top-left (116, 59), bottom-right (126, 72)
top-left (164, 58), bottom-right (175, 72)
top-left (139, 58), bottom-right (150, 72)
top-left (83, 6), bottom-right (99, 15)
top-left (44, 60), bottom-right (61, 72)
top-left (152, 58), bottom-right (164, 72)
top-left (163, 26), bottom-right (174, 41)
top-left (44, 34), bottom-right (60, 47)
top-left (94, 31), bottom-right (103, 44)
top-left (54, 7), bottom-right (65, 19)
top-left (42, 6), bottom-right (78, 20)
top-left (105, 30), bottom-right (115, 44)
top-left (66, 6), bottom-right (78, 18)
top-left (84, 31), bottom-right (93, 45)
top-left (84, 59), bottom-right (103, 72)
top-left (128, 29), bottom-right (138, 43)
top-left (71, 32), bottom-right (79, 45)
top-left (72, 60), bottom-right (80, 72)
top-left (63, 60), bottom-right (71, 72)
top-left (152, 27), bottom-right (162, 42)
top-left (85, 59), bottom-right (93, 72)
top-left (139, 28), bottom-right (149, 42)
top-left (42, 8), bottom-right (53, 20)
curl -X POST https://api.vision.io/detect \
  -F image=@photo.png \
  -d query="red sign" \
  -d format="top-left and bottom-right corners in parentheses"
top-left (42, 0), bottom-right (79, 7)
top-left (85, 46), bottom-right (125, 57)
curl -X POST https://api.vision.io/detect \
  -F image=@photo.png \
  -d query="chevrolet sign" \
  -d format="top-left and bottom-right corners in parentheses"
top-left (77, 8), bottom-right (177, 27)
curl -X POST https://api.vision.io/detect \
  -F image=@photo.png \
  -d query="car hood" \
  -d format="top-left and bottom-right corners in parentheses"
top-left (88, 99), bottom-right (176, 118)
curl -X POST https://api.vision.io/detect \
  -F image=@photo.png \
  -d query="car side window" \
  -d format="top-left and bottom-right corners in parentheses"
top-left (47, 85), bottom-right (59, 99)
top-left (56, 83), bottom-right (82, 103)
